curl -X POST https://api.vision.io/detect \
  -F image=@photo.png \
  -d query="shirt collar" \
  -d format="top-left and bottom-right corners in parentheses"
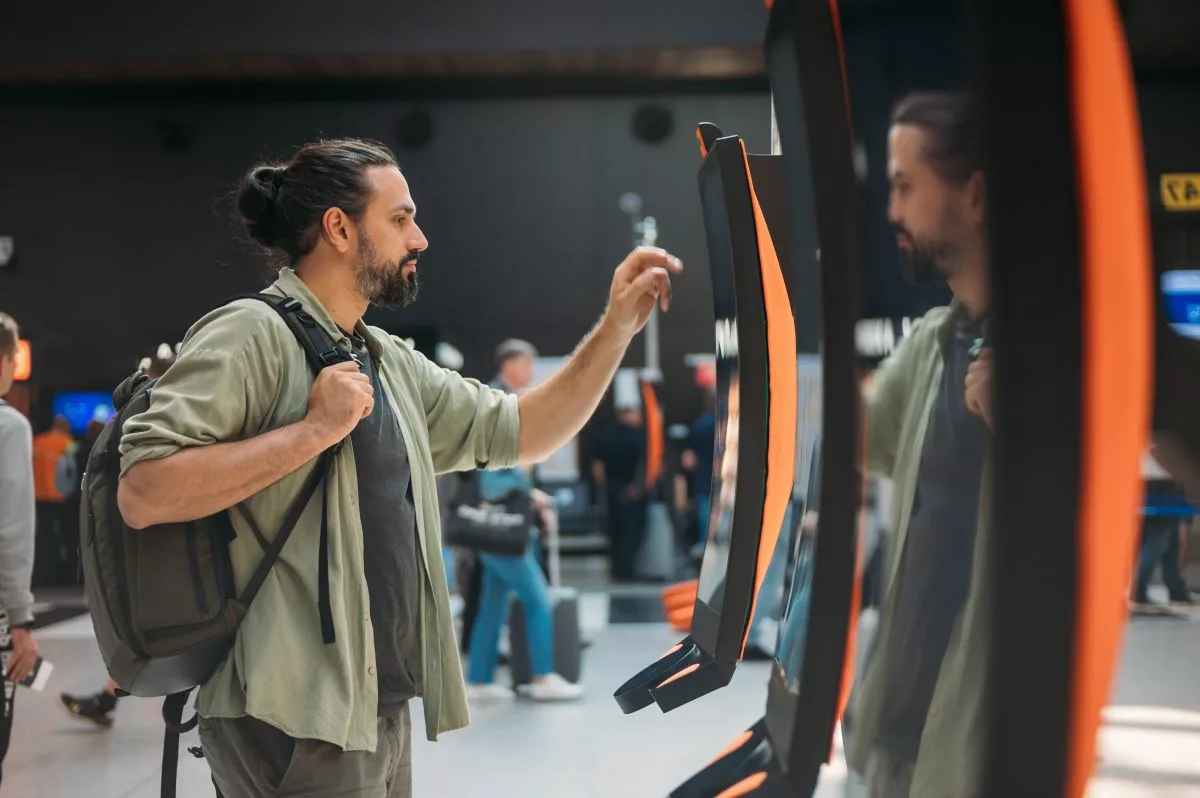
top-left (937, 298), bottom-right (992, 354)
top-left (268, 268), bottom-right (385, 362)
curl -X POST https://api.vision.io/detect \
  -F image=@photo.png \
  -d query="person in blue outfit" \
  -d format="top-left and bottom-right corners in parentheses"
top-left (1134, 450), bottom-right (1196, 610)
top-left (465, 340), bottom-right (583, 702)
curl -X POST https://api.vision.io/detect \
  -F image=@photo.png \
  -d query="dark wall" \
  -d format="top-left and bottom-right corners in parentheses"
top-left (2, 1), bottom-right (767, 59)
top-left (842, 14), bottom-right (962, 320)
top-left (0, 92), bottom-right (771, 426)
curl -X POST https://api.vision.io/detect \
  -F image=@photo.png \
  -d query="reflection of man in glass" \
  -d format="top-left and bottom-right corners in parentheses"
top-left (698, 373), bottom-right (740, 608)
top-left (844, 92), bottom-right (995, 798)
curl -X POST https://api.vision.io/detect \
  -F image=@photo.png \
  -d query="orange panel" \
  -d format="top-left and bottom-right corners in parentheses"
top-left (642, 382), bottom-right (664, 487)
top-left (737, 143), bottom-right (798, 656)
top-left (658, 662), bottom-right (700, 688)
top-left (13, 340), bottom-right (30, 381)
top-left (709, 730), bottom-right (755, 766)
top-left (827, 0), bottom-right (853, 128)
top-left (1062, 1), bottom-right (1152, 796)
top-left (663, 579), bottom-right (699, 598)
top-left (715, 772), bottom-right (768, 798)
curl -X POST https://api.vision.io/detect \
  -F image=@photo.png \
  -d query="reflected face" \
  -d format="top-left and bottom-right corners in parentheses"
top-left (354, 166), bottom-right (429, 308)
top-left (887, 125), bottom-right (979, 283)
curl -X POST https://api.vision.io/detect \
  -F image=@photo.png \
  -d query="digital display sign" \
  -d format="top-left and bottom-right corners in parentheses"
top-left (14, 340), bottom-right (30, 381)
top-left (1163, 270), bottom-right (1200, 340)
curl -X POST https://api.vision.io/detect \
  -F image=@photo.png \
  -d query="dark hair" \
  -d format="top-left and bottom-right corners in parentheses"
top-left (0, 312), bottom-right (18, 359)
top-left (236, 138), bottom-right (398, 262)
top-left (890, 91), bottom-right (982, 185)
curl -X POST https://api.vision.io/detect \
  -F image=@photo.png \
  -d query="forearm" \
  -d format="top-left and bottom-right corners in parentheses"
top-left (119, 420), bottom-right (330, 529)
top-left (518, 319), bottom-right (629, 464)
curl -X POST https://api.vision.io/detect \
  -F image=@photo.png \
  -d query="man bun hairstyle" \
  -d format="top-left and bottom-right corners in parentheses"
top-left (890, 91), bottom-right (982, 185)
top-left (236, 138), bottom-right (399, 262)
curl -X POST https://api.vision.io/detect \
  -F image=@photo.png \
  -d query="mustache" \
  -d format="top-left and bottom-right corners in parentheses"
top-left (401, 251), bottom-right (420, 266)
top-left (891, 223), bottom-right (914, 241)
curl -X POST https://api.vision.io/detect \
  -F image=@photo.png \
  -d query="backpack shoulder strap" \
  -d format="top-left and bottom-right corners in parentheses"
top-left (223, 293), bottom-right (355, 373)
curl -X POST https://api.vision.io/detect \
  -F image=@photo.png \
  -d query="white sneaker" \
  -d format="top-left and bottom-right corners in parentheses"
top-left (528, 673), bottom-right (583, 702)
top-left (466, 682), bottom-right (516, 702)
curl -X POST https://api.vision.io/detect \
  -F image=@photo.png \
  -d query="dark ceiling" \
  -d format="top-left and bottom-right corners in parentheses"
top-left (0, 0), bottom-right (1195, 89)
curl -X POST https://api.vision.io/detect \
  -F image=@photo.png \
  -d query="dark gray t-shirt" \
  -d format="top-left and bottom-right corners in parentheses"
top-left (877, 313), bottom-right (987, 763)
top-left (349, 336), bottom-right (421, 715)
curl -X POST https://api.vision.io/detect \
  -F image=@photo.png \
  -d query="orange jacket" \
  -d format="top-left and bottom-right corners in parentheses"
top-left (32, 429), bottom-right (73, 502)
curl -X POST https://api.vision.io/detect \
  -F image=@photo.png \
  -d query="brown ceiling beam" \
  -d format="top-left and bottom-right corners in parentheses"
top-left (0, 46), bottom-right (767, 86)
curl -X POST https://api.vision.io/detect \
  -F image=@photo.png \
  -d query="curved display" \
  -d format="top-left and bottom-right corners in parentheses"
top-left (613, 126), bottom-right (797, 717)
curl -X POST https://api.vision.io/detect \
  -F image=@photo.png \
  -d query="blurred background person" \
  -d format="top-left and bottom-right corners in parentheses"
top-left (31, 415), bottom-right (74, 587)
top-left (465, 340), bottom-right (582, 702)
top-left (1133, 447), bottom-right (1197, 613)
top-left (0, 312), bottom-right (40, 785)
top-left (591, 401), bottom-right (647, 582)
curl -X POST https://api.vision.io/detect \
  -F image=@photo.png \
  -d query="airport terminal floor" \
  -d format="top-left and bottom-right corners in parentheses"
top-left (7, 559), bottom-right (1200, 798)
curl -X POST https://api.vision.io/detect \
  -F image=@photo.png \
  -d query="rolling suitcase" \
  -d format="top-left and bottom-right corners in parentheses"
top-left (508, 508), bottom-right (583, 686)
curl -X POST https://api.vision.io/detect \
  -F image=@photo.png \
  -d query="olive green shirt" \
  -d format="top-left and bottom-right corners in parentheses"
top-left (847, 302), bottom-right (994, 797)
top-left (120, 268), bottom-right (521, 751)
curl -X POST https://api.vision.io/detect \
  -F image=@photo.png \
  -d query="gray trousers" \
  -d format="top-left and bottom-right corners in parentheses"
top-left (199, 704), bottom-right (412, 798)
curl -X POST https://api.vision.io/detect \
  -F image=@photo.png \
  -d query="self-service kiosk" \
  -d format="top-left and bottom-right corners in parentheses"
top-left (614, 126), bottom-right (798, 716)
top-left (659, 0), bottom-right (1153, 796)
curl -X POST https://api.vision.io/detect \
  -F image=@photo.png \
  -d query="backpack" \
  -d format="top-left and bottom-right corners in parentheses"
top-left (79, 293), bottom-right (355, 798)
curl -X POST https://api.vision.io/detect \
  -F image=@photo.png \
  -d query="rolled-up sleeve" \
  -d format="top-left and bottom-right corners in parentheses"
top-left (120, 305), bottom-right (281, 477)
top-left (403, 340), bottom-right (521, 475)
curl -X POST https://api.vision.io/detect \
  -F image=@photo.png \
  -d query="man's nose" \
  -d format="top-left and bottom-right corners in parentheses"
top-left (410, 223), bottom-right (429, 252)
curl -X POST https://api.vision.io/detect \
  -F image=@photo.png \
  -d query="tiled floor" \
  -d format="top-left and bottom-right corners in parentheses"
top-left (5, 586), bottom-right (1200, 797)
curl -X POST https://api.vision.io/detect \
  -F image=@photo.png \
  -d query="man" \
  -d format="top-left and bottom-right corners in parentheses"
top-left (591, 402), bottom-right (647, 581)
top-left (0, 312), bottom-right (39, 784)
top-left (1133, 449), bottom-right (1195, 610)
top-left (844, 92), bottom-right (995, 798)
top-left (463, 339), bottom-right (582, 701)
top-left (116, 138), bottom-right (680, 797)
top-left (31, 415), bottom-right (74, 586)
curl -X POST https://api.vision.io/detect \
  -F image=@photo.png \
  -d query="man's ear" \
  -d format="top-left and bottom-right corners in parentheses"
top-left (320, 207), bottom-right (354, 254)
top-left (968, 170), bottom-right (987, 226)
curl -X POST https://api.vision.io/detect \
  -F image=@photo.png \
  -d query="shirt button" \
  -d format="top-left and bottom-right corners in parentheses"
top-left (368, 666), bottom-right (376, 677)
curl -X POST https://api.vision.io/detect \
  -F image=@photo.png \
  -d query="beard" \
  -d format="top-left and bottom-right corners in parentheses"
top-left (893, 205), bottom-right (969, 285)
top-left (354, 233), bottom-right (420, 308)
top-left (895, 227), bottom-right (957, 285)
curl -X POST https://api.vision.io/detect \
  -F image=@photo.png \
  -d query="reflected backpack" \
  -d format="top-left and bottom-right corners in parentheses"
top-left (79, 293), bottom-right (354, 798)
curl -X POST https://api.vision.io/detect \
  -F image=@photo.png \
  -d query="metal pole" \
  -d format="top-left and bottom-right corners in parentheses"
top-left (640, 216), bottom-right (661, 378)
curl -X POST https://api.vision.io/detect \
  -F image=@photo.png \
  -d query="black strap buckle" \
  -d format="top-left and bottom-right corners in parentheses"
top-left (278, 298), bottom-right (301, 313)
top-left (318, 348), bottom-right (344, 366)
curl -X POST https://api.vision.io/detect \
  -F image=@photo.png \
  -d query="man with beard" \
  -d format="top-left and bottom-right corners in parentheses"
top-left (843, 93), bottom-right (995, 798)
top-left (117, 138), bottom-right (681, 797)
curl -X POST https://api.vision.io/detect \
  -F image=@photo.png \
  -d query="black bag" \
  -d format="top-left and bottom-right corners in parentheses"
top-left (444, 473), bottom-right (532, 557)
top-left (79, 293), bottom-right (354, 798)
